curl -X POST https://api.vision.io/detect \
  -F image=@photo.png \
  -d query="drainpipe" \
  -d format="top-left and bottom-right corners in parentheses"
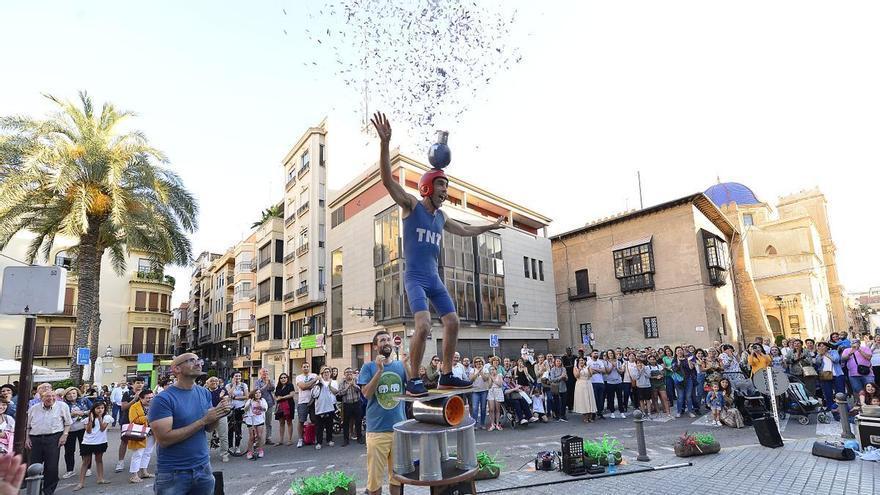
top-left (557, 236), bottom-right (575, 350)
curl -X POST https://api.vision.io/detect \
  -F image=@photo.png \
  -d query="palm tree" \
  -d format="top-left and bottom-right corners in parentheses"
top-left (251, 204), bottom-right (283, 228)
top-left (0, 91), bottom-right (197, 384)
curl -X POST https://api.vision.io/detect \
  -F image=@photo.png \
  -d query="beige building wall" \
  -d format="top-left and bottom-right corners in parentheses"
top-left (553, 196), bottom-right (740, 350)
top-left (0, 231), bottom-right (173, 385)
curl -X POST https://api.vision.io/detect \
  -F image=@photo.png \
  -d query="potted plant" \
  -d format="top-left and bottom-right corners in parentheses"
top-left (474, 451), bottom-right (504, 480)
top-left (291, 471), bottom-right (356, 495)
top-left (583, 435), bottom-right (623, 466)
top-left (674, 432), bottom-right (721, 457)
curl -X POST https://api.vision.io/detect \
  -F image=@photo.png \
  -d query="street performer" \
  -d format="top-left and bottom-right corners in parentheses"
top-left (371, 112), bottom-right (506, 397)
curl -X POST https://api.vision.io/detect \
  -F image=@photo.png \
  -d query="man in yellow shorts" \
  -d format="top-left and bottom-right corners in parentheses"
top-left (358, 330), bottom-right (406, 495)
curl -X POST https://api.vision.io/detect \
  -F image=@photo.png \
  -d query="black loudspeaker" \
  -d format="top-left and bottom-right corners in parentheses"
top-left (753, 415), bottom-right (784, 448)
top-left (811, 441), bottom-right (855, 461)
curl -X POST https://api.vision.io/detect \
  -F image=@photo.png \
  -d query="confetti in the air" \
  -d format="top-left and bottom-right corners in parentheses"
top-left (293, 0), bottom-right (523, 147)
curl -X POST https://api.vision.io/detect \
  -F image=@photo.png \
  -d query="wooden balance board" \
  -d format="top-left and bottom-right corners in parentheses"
top-left (395, 388), bottom-right (474, 402)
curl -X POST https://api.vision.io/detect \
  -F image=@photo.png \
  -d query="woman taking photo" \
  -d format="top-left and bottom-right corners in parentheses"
top-left (274, 373), bottom-right (296, 445)
top-left (313, 367), bottom-right (339, 450)
top-left (672, 347), bottom-right (696, 418)
top-left (604, 350), bottom-right (625, 418)
top-left (647, 355), bottom-right (671, 418)
top-left (62, 387), bottom-right (91, 480)
top-left (573, 357), bottom-right (598, 422)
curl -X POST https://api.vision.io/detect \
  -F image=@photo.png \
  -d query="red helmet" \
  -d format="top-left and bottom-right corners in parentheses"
top-left (418, 169), bottom-right (448, 198)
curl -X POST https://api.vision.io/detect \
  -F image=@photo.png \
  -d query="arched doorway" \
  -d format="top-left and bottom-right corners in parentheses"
top-left (767, 315), bottom-right (783, 337)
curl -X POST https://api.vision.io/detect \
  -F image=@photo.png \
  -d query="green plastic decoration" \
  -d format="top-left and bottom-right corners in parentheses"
top-left (290, 471), bottom-right (356, 495)
top-left (582, 435), bottom-right (623, 459)
top-left (476, 451), bottom-right (505, 476)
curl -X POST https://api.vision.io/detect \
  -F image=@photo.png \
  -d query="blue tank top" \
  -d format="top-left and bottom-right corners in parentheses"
top-left (402, 202), bottom-right (445, 275)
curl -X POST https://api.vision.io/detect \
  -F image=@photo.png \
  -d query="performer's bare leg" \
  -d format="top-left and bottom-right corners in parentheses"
top-left (408, 311), bottom-right (431, 381)
top-left (439, 313), bottom-right (460, 375)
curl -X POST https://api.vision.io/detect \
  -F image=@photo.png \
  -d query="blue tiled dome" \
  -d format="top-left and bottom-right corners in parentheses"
top-left (704, 182), bottom-right (761, 207)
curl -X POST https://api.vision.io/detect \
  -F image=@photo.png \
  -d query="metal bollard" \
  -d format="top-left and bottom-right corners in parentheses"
top-left (633, 410), bottom-right (650, 461)
top-left (419, 435), bottom-right (443, 481)
top-left (835, 393), bottom-right (855, 439)
top-left (23, 463), bottom-right (43, 495)
top-left (392, 431), bottom-right (415, 475)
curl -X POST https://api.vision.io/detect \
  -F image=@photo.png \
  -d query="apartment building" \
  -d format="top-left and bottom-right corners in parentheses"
top-left (281, 122), bottom-right (329, 376)
top-left (252, 214), bottom-right (288, 380)
top-left (551, 193), bottom-right (741, 350)
top-left (187, 251), bottom-right (221, 364)
top-left (231, 233), bottom-right (258, 380)
top-left (0, 231), bottom-right (175, 385)
top-left (326, 150), bottom-right (557, 371)
top-left (171, 302), bottom-right (189, 355)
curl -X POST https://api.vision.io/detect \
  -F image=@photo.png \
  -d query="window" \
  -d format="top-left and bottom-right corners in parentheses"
top-left (273, 277), bottom-right (283, 301)
top-left (573, 269), bottom-right (593, 296)
top-left (643, 317), bottom-right (659, 338)
top-left (331, 208), bottom-right (345, 228)
top-left (137, 258), bottom-right (153, 273)
top-left (331, 334), bottom-right (342, 359)
top-left (258, 243), bottom-right (271, 268)
top-left (531, 258), bottom-right (537, 280)
top-left (374, 208), bottom-right (406, 321)
top-left (301, 150), bottom-right (310, 172)
top-left (579, 323), bottom-right (592, 345)
top-left (743, 214), bottom-right (754, 226)
top-left (257, 317), bottom-right (269, 341)
top-left (148, 292), bottom-right (159, 312)
top-left (55, 251), bottom-right (73, 269)
top-left (331, 249), bottom-right (343, 331)
top-left (318, 267), bottom-right (325, 291)
top-left (273, 314), bottom-right (284, 340)
top-left (765, 245), bottom-right (777, 256)
top-left (443, 266), bottom-right (477, 321)
top-left (319, 144), bottom-right (325, 166)
top-left (318, 224), bottom-right (326, 248)
top-left (538, 260), bottom-right (544, 281)
top-left (275, 240), bottom-right (284, 263)
top-left (613, 242), bottom-right (655, 292)
top-left (477, 233), bottom-right (501, 276)
top-left (374, 207), bottom-right (400, 266)
top-left (135, 291), bottom-right (147, 311)
top-left (299, 228), bottom-right (309, 249)
top-left (257, 279), bottom-right (270, 305)
top-left (160, 294), bottom-right (169, 313)
top-left (523, 257), bottom-right (530, 278)
top-left (788, 314), bottom-right (800, 334)
top-left (702, 230), bottom-right (728, 286)
top-left (479, 274), bottom-right (507, 323)
top-left (286, 166), bottom-right (296, 187)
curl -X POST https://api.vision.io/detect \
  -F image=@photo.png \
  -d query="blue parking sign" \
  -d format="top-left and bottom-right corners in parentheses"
top-left (76, 347), bottom-right (90, 365)
top-left (489, 334), bottom-right (499, 348)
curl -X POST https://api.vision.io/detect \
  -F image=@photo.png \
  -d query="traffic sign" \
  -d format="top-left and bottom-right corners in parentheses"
top-left (393, 335), bottom-right (402, 347)
top-left (137, 353), bottom-right (154, 364)
top-left (76, 347), bottom-right (90, 366)
top-left (489, 334), bottom-right (499, 348)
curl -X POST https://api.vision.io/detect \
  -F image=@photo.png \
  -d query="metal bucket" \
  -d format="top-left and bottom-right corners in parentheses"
top-left (455, 427), bottom-right (477, 470)
top-left (412, 395), bottom-right (466, 426)
top-left (392, 431), bottom-right (415, 475)
top-left (419, 435), bottom-right (443, 481)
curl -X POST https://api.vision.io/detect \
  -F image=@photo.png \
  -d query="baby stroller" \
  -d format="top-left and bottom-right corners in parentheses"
top-left (782, 379), bottom-right (828, 425)
top-left (500, 399), bottom-right (523, 429)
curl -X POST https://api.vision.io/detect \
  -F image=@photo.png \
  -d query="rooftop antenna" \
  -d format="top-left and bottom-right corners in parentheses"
top-left (637, 171), bottom-right (644, 209)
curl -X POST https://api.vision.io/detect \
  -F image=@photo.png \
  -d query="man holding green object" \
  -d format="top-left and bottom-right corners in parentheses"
top-left (358, 330), bottom-right (406, 495)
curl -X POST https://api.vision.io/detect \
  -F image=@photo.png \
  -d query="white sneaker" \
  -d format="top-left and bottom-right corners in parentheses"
top-left (86, 469), bottom-right (92, 477)
top-left (328, 441), bottom-right (335, 447)
top-left (297, 439), bottom-right (303, 448)
top-left (221, 453), bottom-right (230, 463)
top-left (688, 412), bottom-right (696, 418)
top-left (316, 443), bottom-right (322, 450)
top-left (63, 471), bottom-right (76, 479)
top-left (620, 412), bottom-right (626, 419)
top-left (114, 461), bottom-right (125, 473)
top-left (520, 419), bottom-right (528, 425)
top-left (674, 412), bottom-right (681, 418)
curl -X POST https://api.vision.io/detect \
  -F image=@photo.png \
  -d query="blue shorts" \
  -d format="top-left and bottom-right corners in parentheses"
top-left (404, 271), bottom-right (456, 317)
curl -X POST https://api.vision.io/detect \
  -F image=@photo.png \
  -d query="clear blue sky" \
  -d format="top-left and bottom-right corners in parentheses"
top-left (3, 1), bottom-right (879, 304)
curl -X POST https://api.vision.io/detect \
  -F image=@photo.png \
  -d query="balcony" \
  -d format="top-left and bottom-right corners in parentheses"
top-left (52, 304), bottom-right (77, 317)
top-left (296, 285), bottom-right (309, 297)
top-left (225, 323), bottom-right (234, 339)
top-left (258, 257), bottom-right (270, 269)
top-left (14, 344), bottom-right (74, 359)
top-left (233, 289), bottom-right (254, 303)
top-left (236, 261), bottom-right (253, 273)
top-left (285, 175), bottom-right (296, 190)
top-left (250, 262), bottom-right (258, 273)
top-left (226, 271), bottom-right (234, 285)
top-left (283, 290), bottom-right (296, 301)
top-left (296, 242), bottom-right (309, 257)
top-left (232, 318), bottom-right (255, 333)
top-left (708, 267), bottom-right (728, 287)
top-left (285, 213), bottom-right (296, 226)
top-left (133, 270), bottom-right (176, 288)
top-left (201, 312), bottom-right (210, 321)
top-left (297, 201), bottom-right (310, 217)
top-left (568, 284), bottom-right (597, 301)
top-left (258, 294), bottom-right (270, 305)
top-left (118, 343), bottom-right (174, 357)
top-left (298, 163), bottom-right (310, 179)
top-left (199, 333), bottom-right (211, 344)
top-left (619, 273), bottom-right (655, 293)
top-left (226, 302), bottom-right (233, 312)
top-left (283, 251), bottom-right (296, 263)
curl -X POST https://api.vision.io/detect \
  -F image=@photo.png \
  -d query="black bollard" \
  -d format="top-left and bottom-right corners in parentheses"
top-left (633, 410), bottom-right (650, 461)
top-left (834, 393), bottom-right (855, 440)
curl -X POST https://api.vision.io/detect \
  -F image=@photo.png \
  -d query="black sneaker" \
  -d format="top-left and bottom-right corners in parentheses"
top-left (405, 379), bottom-right (429, 397)
top-left (437, 373), bottom-right (472, 390)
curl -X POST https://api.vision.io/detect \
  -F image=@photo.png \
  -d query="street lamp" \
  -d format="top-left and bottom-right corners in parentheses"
top-left (348, 307), bottom-right (374, 319)
top-left (104, 345), bottom-right (113, 358)
top-left (511, 301), bottom-right (519, 316)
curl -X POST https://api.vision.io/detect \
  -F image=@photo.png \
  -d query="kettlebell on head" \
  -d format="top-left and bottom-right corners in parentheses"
top-left (428, 130), bottom-right (451, 169)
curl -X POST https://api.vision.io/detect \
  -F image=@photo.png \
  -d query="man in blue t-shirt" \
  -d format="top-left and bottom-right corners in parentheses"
top-left (149, 353), bottom-right (231, 495)
top-left (359, 330), bottom-right (406, 495)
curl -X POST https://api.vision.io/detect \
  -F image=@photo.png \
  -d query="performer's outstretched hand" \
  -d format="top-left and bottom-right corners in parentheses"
top-left (371, 112), bottom-right (392, 144)
top-left (490, 216), bottom-right (507, 230)
top-left (0, 454), bottom-right (25, 495)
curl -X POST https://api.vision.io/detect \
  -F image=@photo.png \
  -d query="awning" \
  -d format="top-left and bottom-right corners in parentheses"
top-left (611, 235), bottom-right (653, 252)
